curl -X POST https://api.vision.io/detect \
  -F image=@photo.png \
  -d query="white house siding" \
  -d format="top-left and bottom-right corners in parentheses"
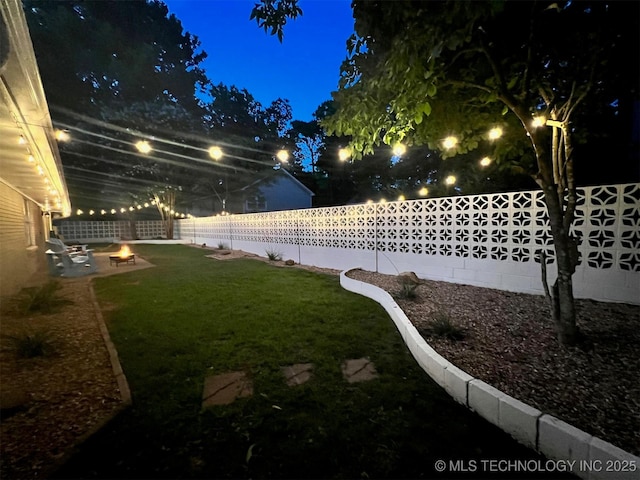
top-left (0, 183), bottom-right (48, 298)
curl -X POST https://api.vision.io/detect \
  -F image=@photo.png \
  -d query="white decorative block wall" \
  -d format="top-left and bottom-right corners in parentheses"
top-left (174, 183), bottom-right (639, 304)
top-left (57, 184), bottom-right (638, 304)
top-left (57, 220), bottom-right (165, 242)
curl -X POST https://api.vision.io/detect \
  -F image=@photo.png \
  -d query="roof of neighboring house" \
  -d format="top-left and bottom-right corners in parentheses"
top-left (0, 0), bottom-right (71, 216)
top-left (239, 167), bottom-right (315, 197)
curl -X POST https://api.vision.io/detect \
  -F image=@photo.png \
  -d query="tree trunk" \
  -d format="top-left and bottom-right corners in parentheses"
top-left (541, 181), bottom-right (580, 346)
top-left (153, 190), bottom-right (176, 240)
top-left (526, 118), bottom-right (581, 347)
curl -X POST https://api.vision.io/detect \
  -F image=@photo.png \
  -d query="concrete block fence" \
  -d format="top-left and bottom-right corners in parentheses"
top-left (56, 220), bottom-right (165, 243)
top-left (175, 183), bottom-right (639, 305)
top-left (339, 270), bottom-right (640, 480)
top-left (55, 183), bottom-right (639, 304)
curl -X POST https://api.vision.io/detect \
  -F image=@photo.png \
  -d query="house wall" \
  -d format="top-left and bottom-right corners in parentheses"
top-left (0, 182), bottom-right (49, 298)
top-left (248, 175), bottom-right (313, 212)
top-left (177, 182), bottom-right (640, 305)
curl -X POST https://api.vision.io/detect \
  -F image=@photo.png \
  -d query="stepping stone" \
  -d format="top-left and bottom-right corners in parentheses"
top-left (202, 371), bottom-right (253, 408)
top-left (341, 358), bottom-right (378, 383)
top-left (281, 363), bottom-right (313, 386)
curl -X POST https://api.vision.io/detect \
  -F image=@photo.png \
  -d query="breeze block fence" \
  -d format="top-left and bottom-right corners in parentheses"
top-left (57, 220), bottom-right (165, 243)
top-left (56, 183), bottom-right (639, 305)
top-left (175, 182), bottom-right (639, 305)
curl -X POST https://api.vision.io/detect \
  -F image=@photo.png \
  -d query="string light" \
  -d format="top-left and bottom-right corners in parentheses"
top-left (418, 187), bottom-right (429, 196)
top-left (442, 136), bottom-right (458, 149)
top-left (276, 150), bottom-right (289, 162)
top-left (55, 130), bottom-right (70, 142)
top-left (392, 144), bottom-right (406, 157)
top-left (135, 140), bottom-right (152, 154)
top-left (480, 157), bottom-right (492, 167)
top-left (532, 116), bottom-right (546, 128)
top-left (209, 146), bottom-right (223, 160)
top-left (488, 127), bottom-right (503, 140)
top-left (445, 175), bottom-right (457, 186)
top-left (338, 148), bottom-right (351, 161)
top-left (72, 198), bottom-right (193, 218)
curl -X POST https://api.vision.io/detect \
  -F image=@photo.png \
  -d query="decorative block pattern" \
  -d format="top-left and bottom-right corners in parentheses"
top-left (58, 220), bottom-right (165, 241)
top-left (176, 183), bottom-right (639, 273)
top-left (57, 184), bottom-right (639, 304)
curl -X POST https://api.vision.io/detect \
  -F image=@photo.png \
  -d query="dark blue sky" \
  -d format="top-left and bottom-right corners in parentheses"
top-left (163, 0), bottom-right (354, 122)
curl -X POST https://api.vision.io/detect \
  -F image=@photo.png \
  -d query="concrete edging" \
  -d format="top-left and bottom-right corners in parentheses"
top-left (339, 269), bottom-right (639, 480)
top-left (88, 279), bottom-right (132, 406)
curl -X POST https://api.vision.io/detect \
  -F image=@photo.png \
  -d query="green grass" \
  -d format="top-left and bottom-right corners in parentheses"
top-left (54, 245), bottom-right (561, 479)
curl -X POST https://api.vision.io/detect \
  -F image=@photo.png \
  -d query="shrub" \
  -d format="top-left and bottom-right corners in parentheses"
top-left (217, 242), bottom-right (228, 250)
top-left (4, 330), bottom-right (56, 358)
top-left (427, 311), bottom-right (465, 341)
top-left (18, 281), bottom-right (71, 314)
top-left (265, 248), bottom-right (283, 261)
top-left (395, 282), bottom-right (418, 300)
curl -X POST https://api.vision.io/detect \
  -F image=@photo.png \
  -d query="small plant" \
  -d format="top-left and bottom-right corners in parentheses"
top-left (3, 330), bottom-right (56, 358)
top-left (265, 248), bottom-right (282, 261)
top-left (426, 311), bottom-right (465, 341)
top-left (395, 282), bottom-right (418, 300)
top-left (217, 242), bottom-right (228, 250)
top-left (17, 281), bottom-right (71, 314)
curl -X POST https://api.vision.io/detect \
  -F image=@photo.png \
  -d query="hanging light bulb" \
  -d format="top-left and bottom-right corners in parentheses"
top-left (488, 127), bottom-right (503, 140)
top-left (135, 140), bottom-right (152, 154)
top-left (209, 146), bottom-right (223, 160)
top-left (276, 149), bottom-right (289, 162)
top-left (392, 143), bottom-right (406, 157)
top-left (442, 136), bottom-right (458, 149)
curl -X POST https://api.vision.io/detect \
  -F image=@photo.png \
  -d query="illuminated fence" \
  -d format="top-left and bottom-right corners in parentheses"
top-left (177, 183), bottom-right (640, 304)
top-left (57, 220), bottom-right (165, 242)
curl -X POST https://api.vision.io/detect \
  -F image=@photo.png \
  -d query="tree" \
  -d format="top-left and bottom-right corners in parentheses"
top-left (250, 0), bottom-right (303, 42)
top-left (323, 1), bottom-right (640, 346)
top-left (199, 84), bottom-right (295, 213)
top-left (99, 99), bottom-right (211, 239)
top-left (25, 0), bottom-right (210, 228)
top-left (25, 0), bottom-right (207, 113)
top-left (256, 0), bottom-right (639, 345)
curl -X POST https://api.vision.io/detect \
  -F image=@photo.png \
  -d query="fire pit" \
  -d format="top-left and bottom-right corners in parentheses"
top-left (109, 245), bottom-right (136, 267)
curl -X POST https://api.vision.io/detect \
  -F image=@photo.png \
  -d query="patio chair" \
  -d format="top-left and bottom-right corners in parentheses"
top-left (46, 238), bottom-right (88, 256)
top-left (45, 242), bottom-right (96, 277)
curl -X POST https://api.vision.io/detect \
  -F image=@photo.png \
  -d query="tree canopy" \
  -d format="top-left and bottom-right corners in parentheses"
top-left (322, 0), bottom-right (638, 186)
top-left (25, 0), bottom-right (296, 224)
top-left (251, 0), bottom-right (639, 345)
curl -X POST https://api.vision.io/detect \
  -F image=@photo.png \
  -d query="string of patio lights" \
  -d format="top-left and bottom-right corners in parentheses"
top-left (45, 112), bottom-right (554, 214)
top-left (51, 118), bottom-right (292, 218)
top-left (334, 125), bottom-right (506, 203)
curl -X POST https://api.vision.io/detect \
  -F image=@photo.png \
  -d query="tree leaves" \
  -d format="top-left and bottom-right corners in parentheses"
top-left (250, 0), bottom-right (303, 42)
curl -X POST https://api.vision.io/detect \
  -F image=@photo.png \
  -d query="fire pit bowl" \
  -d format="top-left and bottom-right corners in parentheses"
top-left (109, 245), bottom-right (136, 267)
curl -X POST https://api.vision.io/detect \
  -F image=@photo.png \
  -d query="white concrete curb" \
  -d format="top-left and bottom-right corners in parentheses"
top-left (340, 269), bottom-right (640, 480)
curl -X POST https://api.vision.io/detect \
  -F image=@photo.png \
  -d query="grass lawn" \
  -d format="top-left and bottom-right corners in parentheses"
top-left (54, 245), bottom-right (562, 479)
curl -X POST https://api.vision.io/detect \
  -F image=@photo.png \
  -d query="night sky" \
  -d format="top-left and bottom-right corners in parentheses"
top-left (163, 0), bottom-right (355, 121)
